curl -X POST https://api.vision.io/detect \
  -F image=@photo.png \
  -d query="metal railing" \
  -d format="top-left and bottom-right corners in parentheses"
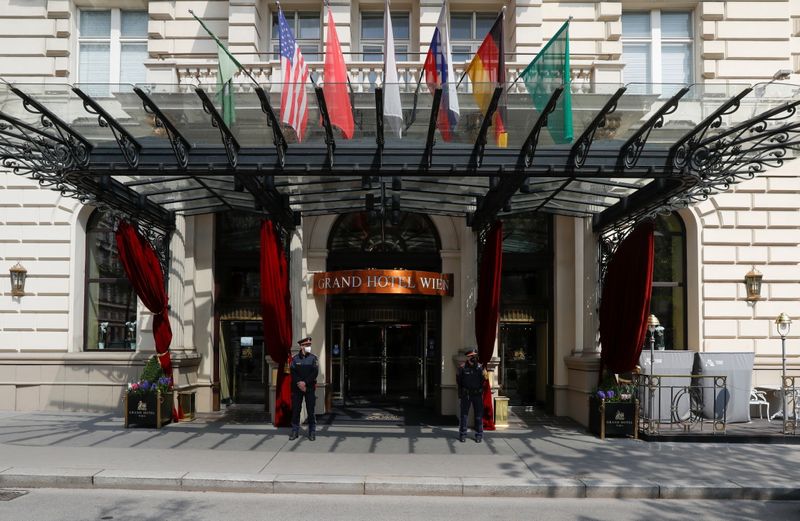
top-left (635, 373), bottom-right (728, 435)
top-left (751, 367), bottom-right (800, 435)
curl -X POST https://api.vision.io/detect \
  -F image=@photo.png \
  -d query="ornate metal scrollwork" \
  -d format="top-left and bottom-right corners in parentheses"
top-left (195, 87), bottom-right (240, 169)
top-left (12, 87), bottom-right (93, 170)
top-left (618, 87), bottom-right (689, 170)
top-left (668, 87), bottom-right (752, 175)
top-left (134, 87), bottom-right (191, 170)
top-left (568, 87), bottom-right (626, 172)
top-left (73, 87), bottom-right (141, 169)
top-left (254, 86), bottom-right (288, 169)
top-left (520, 88), bottom-right (563, 168)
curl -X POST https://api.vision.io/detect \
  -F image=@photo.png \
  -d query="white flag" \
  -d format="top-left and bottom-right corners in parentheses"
top-left (383, 1), bottom-right (403, 137)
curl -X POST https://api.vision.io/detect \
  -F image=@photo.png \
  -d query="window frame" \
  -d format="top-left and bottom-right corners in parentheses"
top-left (77, 8), bottom-right (148, 87)
top-left (83, 210), bottom-right (138, 352)
top-left (450, 11), bottom-right (497, 63)
top-left (359, 10), bottom-right (411, 62)
top-left (621, 10), bottom-right (694, 85)
top-left (271, 10), bottom-right (323, 62)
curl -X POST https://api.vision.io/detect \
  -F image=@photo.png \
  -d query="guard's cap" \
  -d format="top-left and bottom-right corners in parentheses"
top-left (297, 336), bottom-right (313, 346)
top-left (465, 348), bottom-right (478, 357)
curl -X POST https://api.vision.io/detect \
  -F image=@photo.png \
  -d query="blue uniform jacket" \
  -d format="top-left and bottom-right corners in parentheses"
top-left (290, 352), bottom-right (319, 389)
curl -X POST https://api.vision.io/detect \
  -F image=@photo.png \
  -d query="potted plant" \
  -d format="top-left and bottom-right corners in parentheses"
top-left (124, 356), bottom-right (174, 428)
top-left (589, 379), bottom-right (638, 439)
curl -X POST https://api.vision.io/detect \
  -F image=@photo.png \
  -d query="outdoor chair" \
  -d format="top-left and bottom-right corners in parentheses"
top-left (749, 389), bottom-right (770, 421)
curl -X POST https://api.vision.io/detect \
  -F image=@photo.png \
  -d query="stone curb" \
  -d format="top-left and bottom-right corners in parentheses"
top-left (1, 468), bottom-right (799, 500)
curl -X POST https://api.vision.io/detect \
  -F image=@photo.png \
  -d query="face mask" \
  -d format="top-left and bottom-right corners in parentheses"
top-left (303, 345), bottom-right (312, 354)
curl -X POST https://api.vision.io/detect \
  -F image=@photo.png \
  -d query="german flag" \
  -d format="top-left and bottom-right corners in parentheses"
top-left (465, 10), bottom-right (507, 147)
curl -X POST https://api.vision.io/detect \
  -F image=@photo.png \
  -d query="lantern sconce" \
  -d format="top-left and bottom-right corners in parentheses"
top-left (9, 262), bottom-right (27, 297)
top-left (744, 266), bottom-right (763, 301)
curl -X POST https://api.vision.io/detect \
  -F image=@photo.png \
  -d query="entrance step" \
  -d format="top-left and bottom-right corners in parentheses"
top-left (320, 405), bottom-right (457, 427)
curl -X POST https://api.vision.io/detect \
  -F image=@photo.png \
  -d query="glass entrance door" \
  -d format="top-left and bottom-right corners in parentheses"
top-left (344, 323), bottom-right (422, 403)
top-left (220, 320), bottom-right (266, 406)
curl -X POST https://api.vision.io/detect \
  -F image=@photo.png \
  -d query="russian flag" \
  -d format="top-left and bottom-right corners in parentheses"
top-left (423, 1), bottom-right (459, 141)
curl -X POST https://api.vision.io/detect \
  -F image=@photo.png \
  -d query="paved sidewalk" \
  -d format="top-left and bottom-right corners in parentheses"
top-left (1, 410), bottom-right (799, 499)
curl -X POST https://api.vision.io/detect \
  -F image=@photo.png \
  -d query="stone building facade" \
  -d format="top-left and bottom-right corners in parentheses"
top-left (0, 0), bottom-right (798, 425)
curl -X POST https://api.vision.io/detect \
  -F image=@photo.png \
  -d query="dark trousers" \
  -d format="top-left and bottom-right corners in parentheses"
top-left (291, 388), bottom-right (316, 432)
top-left (459, 391), bottom-right (484, 435)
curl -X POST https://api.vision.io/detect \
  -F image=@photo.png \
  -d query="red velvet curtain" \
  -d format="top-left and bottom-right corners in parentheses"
top-left (115, 221), bottom-right (173, 375)
top-left (475, 221), bottom-right (503, 431)
top-left (115, 221), bottom-right (178, 420)
top-left (599, 222), bottom-right (655, 374)
top-left (260, 220), bottom-right (293, 427)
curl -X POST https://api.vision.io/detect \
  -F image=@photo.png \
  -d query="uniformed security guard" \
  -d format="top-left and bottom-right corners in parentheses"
top-left (289, 336), bottom-right (319, 441)
top-left (456, 348), bottom-right (486, 443)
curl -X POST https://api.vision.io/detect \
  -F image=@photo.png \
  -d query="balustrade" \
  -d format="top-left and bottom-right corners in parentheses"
top-left (166, 58), bottom-right (600, 93)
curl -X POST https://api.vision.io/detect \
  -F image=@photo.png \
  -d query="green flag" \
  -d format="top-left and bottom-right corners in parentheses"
top-left (520, 20), bottom-right (573, 144)
top-left (190, 10), bottom-right (242, 127)
top-left (217, 44), bottom-right (237, 127)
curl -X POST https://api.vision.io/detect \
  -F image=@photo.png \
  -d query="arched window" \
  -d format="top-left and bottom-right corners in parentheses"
top-left (651, 213), bottom-right (687, 350)
top-left (327, 211), bottom-right (441, 270)
top-left (84, 211), bottom-right (136, 351)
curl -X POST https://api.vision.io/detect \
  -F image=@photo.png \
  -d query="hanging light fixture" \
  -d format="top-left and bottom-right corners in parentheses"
top-left (744, 266), bottom-right (763, 301)
top-left (9, 262), bottom-right (27, 297)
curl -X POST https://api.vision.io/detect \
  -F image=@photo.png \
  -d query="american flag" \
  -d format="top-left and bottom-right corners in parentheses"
top-left (278, 9), bottom-right (309, 141)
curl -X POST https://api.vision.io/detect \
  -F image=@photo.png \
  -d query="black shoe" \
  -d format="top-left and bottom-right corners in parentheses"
top-left (475, 435), bottom-right (483, 443)
top-left (308, 432), bottom-right (316, 441)
top-left (289, 431), bottom-right (299, 440)
top-left (459, 434), bottom-right (466, 443)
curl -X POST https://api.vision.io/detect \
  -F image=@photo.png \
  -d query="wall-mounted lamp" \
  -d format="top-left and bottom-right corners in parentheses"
top-left (9, 262), bottom-right (27, 297)
top-left (744, 266), bottom-right (763, 301)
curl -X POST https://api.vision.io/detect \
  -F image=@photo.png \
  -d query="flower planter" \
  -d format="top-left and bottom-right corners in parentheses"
top-left (589, 396), bottom-right (638, 439)
top-left (124, 390), bottom-right (173, 429)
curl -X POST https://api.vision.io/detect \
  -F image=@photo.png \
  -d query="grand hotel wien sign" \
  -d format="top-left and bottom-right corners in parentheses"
top-left (313, 270), bottom-right (454, 297)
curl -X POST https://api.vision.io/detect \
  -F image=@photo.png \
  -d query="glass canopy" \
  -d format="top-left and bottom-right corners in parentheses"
top-left (0, 79), bottom-right (797, 236)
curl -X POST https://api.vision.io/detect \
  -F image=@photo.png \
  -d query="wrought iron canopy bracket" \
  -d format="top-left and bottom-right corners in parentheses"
top-left (375, 87), bottom-right (384, 168)
top-left (470, 89), bottom-right (563, 231)
top-left (134, 87), bottom-right (192, 170)
top-left (666, 87), bottom-right (753, 175)
top-left (519, 87), bottom-right (563, 169)
top-left (236, 172), bottom-right (295, 231)
top-left (470, 86), bottom-right (503, 169)
top-left (10, 85), bottom-right (93, 168)
top-left (254, 86), bottom-right (287, 168)
top-left (72, 87), bottom-right (141, 169)
top-left (567, 87), bottom-right (626, 173)
top-left (91, 174), bottom-right (175, 233)
top-left (616, 86), bottom-right (689, 171)
top-left (314, 86), bottom-right (336, 168)
top-left (0, 109), bottom-right (73, 168)
top-left (422, 88), bottom-right (443, 170)
top-left (195, 87), bottom-right (241, 169)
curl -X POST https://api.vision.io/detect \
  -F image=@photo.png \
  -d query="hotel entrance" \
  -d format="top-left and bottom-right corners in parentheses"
top-left (344, 323), bottom-right (421, 401)
top-left (324, 211), bottom-right (444, 409)
top-left (328, 297), bottom-right (440, 407)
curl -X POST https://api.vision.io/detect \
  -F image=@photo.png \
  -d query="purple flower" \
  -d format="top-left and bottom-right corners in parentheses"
top-left (606, 390), bottom-right (615, 399)
top-left (597, 390), bottom-right (606, 400)
top-left (140, 381), bottom-right (150, 391)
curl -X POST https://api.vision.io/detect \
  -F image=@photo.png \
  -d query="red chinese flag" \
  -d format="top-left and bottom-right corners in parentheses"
top-left (323, 8), bottom-right (354, 139)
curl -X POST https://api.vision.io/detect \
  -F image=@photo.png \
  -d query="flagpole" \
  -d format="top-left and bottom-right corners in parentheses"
top-left (189, 9), bottom-right (261, 88)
